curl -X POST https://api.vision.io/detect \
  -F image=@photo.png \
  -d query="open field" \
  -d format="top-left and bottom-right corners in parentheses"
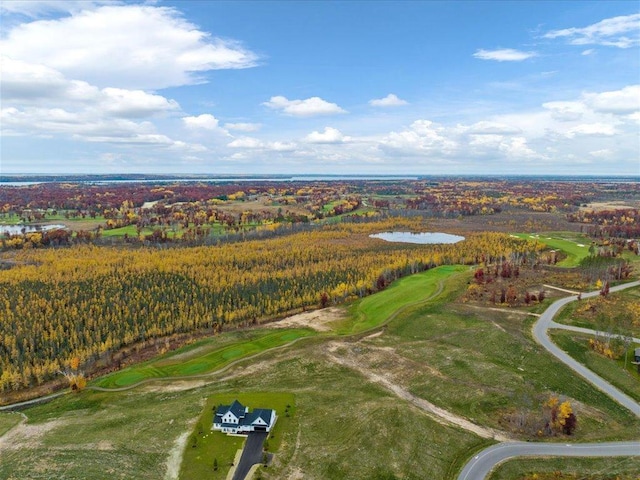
top-left (338, 291), bottom-right (640, 442)
top-left (550, 330), bottom-right (640, 402)
top-left (489, 456), bottom-right (640, 479)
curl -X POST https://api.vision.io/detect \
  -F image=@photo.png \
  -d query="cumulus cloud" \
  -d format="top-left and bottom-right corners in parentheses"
top-left (369, 94), bottom-right (408, 107)
top-left (544, 13), bottom-right (640, 48)
top-left (228, 137), bottom-right (263, 149)
top-left (473, 48), bottom-right (538, 61)
top-left (101, 88), bottom-right (180, 118)
top-left (1, 56), bottom-right (182, 142)
top-left (263, 95), bottom-right (347, 117)
top-left (183, 114), bottom-right (221, 130)
top-left (379, 120), bottom-right (458, 156)
top-left (304, 127), bottom-right (349, 144)
top-left (583, 85), bottom-right (640, 114)
top-left (225, 122), bottom-right (262, 132)
top-left (0, 4), bottom-right (259, 90)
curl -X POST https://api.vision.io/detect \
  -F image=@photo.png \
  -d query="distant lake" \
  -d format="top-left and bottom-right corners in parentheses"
top-left (370, 232), bottom-right (465, 244)
top-left (0, 224), bottom-right (66, 236)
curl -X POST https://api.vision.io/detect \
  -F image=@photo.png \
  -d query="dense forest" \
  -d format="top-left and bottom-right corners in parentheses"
top-left (0, 219), bottom-right (540, 392)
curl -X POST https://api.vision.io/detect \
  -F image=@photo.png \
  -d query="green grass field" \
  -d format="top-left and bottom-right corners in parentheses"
top-left (92, 328), bottom-right (316, 388)
top-left (514, 232), bottom-right (592, 267)
top-left (334, 265), bottom-right (467, 335)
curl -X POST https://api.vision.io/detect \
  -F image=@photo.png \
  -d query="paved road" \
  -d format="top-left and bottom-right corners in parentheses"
top-left (232, 432), bottom-right (268, 480)
top-left (457, 441), bottom-right (640, 480)
top-left (458, 280), bottom-right (640, 480)
top-left (550, 322), bottom-right (640, 344)
top-left (532, 280), bottom-right (640, 418)
top-left (0, 391), bottom-right (67, 411)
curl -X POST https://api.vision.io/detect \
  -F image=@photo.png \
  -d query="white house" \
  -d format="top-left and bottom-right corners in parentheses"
top-left (212, 399), bottom-right (277, 434)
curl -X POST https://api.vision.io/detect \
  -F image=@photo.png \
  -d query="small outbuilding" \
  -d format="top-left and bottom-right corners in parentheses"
top-left (212, 399), bottom-right (276, 435)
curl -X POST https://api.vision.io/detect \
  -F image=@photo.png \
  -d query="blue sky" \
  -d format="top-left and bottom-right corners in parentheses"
top-left (1, 0), bottom-right (639, 175)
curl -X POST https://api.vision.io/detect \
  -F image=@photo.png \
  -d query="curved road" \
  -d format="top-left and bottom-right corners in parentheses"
top-left (458, 280), bottom-right (640, 480)
top-left (457, 441), bottom-right (640, 480)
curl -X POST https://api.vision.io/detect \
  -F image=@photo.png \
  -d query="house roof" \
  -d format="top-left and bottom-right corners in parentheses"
top-left (245, 408), bottom-right (273, 425)
top-left (215, 399), bottom-right (247, 420)
top-left (213, 400), bottom-right (275, 429)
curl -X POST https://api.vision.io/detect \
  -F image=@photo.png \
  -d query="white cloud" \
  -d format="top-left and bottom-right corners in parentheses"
top-left (544, 13), bottom-right (640, 48)
top-left (269, 141), bottom-right (297, 152)
top-left (581, 49), bottom-right (595, 56)
top-left (566, 123), bottom-right (616, 138)
top-left (0, 4), bottom-right (259, 90)
top-left (101, 88), bottom-right (179, 118)
top-left (1, 56), bottom-right (182, 139)
top-left (583, 85), bottom-right (640, 114)
top-left (183, 114), bottom-right (221, 130)
top-left (304, 127), bottom-right (349, 144)
top-left (473, 48), bottom-right (538, 61)
top-left (225, 122), bottom-right (262, 132)
top-left (542, 101), bottom-right (587, 121)
top-left (228, 137), bottom-right (264, 149)
top-left (369, 94), bottom-right (408, 107)
top-left (263, 95), bottom-right (347, 117)
top-left (379, 120), bottom-right (458, 156)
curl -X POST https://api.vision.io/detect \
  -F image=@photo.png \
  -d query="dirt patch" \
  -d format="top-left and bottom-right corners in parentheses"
top-left (269, 307), bottom-right (345, 332)
top-left (165, 431), bottom-right (189, 480)
top-left (325, 341), bottom-right (512, 442)
top-left (363, 330), bottom-right (384, 340)
top-left (142, 380), bottom-right (209, 394)
top-left (0, 419), bottom-right (62, 452)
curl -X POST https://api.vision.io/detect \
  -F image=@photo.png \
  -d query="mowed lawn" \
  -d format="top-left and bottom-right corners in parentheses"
top-left (92, 328), bottom-right (315, 388)
top-left (335, 264), bottom-right (467, 335)
top-left (514, 232), bottom-right (591, 267)
top-left (180, 391), bottom-right (295, 480)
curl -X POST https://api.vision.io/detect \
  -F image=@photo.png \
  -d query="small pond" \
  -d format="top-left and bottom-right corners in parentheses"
top-left (370, 231), bottom-right (465, 244)
top-left (0, 224), bottom-right (66, 236)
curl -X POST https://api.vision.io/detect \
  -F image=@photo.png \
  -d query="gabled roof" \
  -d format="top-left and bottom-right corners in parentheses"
top-left (245, 408), bottom-right (273, 425)
top-left (215, 399), bottom-right (247, 420)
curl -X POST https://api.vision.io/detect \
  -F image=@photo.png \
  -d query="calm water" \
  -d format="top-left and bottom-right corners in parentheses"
top-left (370, 231), bottom-right (465, 244)
top-left (0, 224), bottom-right (66, 235)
